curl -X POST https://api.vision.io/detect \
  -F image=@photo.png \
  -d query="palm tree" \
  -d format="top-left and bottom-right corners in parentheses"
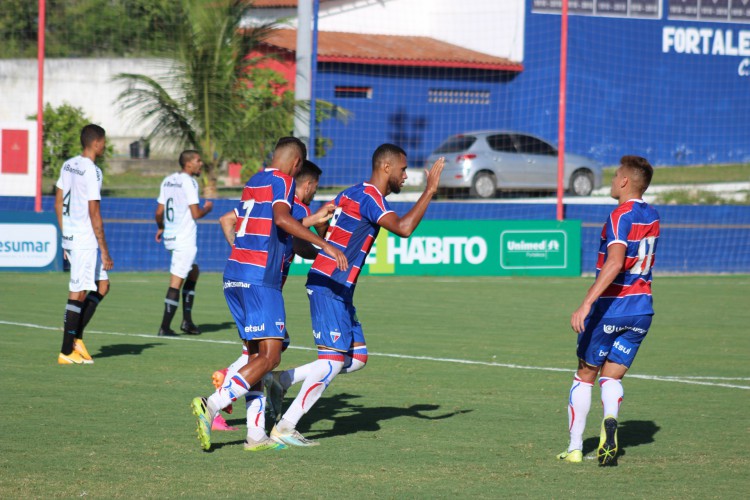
top-left (115, 0), bottom-right (296, 196)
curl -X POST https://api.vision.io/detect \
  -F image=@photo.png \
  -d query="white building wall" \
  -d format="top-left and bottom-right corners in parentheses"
top-left (0, 58), bottom-right (175, 155)
top-left (286, 0), bottom-right (526, 62)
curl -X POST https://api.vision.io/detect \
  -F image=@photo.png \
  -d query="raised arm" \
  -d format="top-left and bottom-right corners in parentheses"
top-left (377, 157), bottom-right (444, 237)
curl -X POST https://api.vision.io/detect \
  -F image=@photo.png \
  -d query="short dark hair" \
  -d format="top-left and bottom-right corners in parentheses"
top-left (179, 150), bottom-right (200, 168)
top-left (80, 124), bottom-right (105, 148)
top-left (275, 136), bottom-right (307, 161)
top-left (296, 159), bottom-right (322, 182)
top-left (372, 143), bottom-right (406, 171)
top-left (620, 155), bottom-right (653, 192)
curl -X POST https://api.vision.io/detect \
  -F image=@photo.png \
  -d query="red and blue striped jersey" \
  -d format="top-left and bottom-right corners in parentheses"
top-left (306, 182), bottom-right (393, 300)
top-left (280, 195), bottom-right (312, 288)
top-left (223, 168), bottom-right (295, 289)
top-left (595, 199), bottom-right (660, 317)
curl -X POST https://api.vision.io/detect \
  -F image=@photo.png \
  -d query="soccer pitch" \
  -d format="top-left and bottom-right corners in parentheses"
top-left (1, 273), bottom-right (748, 498)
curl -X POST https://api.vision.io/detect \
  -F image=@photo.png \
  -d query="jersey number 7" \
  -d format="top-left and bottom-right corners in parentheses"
top-left (236, 199), bottom-right (256, 237)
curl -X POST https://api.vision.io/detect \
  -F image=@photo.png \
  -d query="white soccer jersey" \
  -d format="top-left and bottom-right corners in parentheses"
top-left (55, 155), bottom-right (103, 250)
top-left (157, 172), bottom-right (200, 250)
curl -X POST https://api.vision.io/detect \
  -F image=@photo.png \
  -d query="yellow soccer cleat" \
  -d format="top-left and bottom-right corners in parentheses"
top-left (191, 397), bottom-right (213, 451)
top-left (557, 449), bottom-right (583, 463)
top-left (58, 351), bottom-right (87, 365)
top-left (73, 339), bottom-right (94, 364)
top-left (597, 416), bottom-right (619, 466)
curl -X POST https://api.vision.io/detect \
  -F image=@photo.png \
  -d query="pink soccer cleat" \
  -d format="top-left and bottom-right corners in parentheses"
top-left (211, 413), bottom-right (238, 431)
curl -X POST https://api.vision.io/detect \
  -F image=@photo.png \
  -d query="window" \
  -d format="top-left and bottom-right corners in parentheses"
top-left (334, 86), bottom-right (372, 99)
top-left (487, 134), bottom-right (517, 153)
top-left (514, 135), bottom-right (557, 156)
top-left (434, 135), bottom-right (477, 154)
top-left (428, 89), bottom-right (490, 105)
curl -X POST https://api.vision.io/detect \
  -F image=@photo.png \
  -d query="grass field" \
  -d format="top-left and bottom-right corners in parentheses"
top-left (1, 273), bottom-right (749, 498)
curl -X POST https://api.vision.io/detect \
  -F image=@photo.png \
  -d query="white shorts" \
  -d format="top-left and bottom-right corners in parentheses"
top-left (65, 248), bottom-right (108, 292)
top-left (169, 246), bottom-right (197, 279)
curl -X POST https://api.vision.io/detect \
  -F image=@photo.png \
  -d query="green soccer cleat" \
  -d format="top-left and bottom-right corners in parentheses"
top-left (191, 397), bottom-right (213, 451)
top-left (597, 416), bottom-right (619, 466)
top-left (557, 449), bottom-right (583, 463)
top-left (244, 435), bottom-right (287, 452)
top-left (270, 425), bottom-right (319, 447)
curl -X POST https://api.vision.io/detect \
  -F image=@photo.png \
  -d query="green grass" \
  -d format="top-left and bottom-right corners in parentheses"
top-left (603, 163), bottom-right (750, 187)
top-left (1, 273), bottom-right (749, 498)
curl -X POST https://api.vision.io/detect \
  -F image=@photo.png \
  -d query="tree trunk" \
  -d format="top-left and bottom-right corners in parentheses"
top-left (203, 166), bottom-right (219, 198)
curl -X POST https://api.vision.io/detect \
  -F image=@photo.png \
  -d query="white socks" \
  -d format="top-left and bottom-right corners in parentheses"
top-left (207, 373), bottom-right (251, 417)
top-left (278, 359), bottom-right (344, 431)
top-left (599, 377), bottom-right (624, 418)
top-left (567, 376), bottom-right (593, 452)
top-left (245, 391), bottom-right (267, 441)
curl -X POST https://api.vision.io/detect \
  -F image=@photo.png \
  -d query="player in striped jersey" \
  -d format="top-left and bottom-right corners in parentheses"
top-left (191, 139), bottom-right (346, 452)
top-left (557, 155), bottom-right (660, 466)
top-left (269, 143), bottom-right (445, 447)
top-left (54, 124), bottom-right (113, 365)
top-left (209, 160), bottom-right (327, 445)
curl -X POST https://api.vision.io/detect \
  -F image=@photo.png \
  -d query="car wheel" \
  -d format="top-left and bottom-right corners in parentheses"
top-left (569, 170), bottom-right (594, 196)
top-left (470, 172), bottom-right (496, 199)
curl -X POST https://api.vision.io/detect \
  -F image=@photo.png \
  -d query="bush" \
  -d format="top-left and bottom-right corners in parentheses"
top-left (28, 103), bottom-right (113, 188)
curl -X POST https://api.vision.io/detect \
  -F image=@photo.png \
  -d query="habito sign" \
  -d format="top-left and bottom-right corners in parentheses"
top-left (291, 220), bottom-right (581, 277)
top-left (0, 211), bottom-right (62, 271)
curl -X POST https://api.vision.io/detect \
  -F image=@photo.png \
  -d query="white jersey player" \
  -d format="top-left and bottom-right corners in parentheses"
top-left (155, 150), bottom-right (213, 336)
top-left (54, 124), bottom-right (113, 365)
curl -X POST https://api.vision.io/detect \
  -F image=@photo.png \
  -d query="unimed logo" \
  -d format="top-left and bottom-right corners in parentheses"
top-left (0, 223), bottom-right (58, 267)
top-left (500, 230), bottom-right (568, 270)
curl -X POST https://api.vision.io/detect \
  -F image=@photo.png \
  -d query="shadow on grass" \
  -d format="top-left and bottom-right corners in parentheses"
top-left (292, 392), bottom-right (473, 439)
top-left (194, 321), bottom-right (236, 334)
top-left (582, 419), bottom-right (660, 461)
top-left (95, 343), bottom-right (163, 358)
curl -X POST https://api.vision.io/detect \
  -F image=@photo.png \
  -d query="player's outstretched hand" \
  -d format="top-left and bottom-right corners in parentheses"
top-left (203, 200), bottom-right (214, 213)
top-left (324, 244), bottom-right (348, 271)
top-left (309, 204), bottom-right (335, 226)
top-left (155, 228), bottom-right (163, 243)
top-left (424, 157), bottom-right (445, 195)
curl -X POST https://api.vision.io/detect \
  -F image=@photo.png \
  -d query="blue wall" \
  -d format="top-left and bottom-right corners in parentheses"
top-left (2, 196), bottom-right (748, 274)
top-left (311, 1), bottom-right (750, 186)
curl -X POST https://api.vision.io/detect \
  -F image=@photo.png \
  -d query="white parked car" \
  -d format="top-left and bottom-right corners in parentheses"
top-left (426, 130), bottom-right (603, 198)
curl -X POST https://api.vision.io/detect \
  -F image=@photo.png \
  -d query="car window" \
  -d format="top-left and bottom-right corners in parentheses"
top-left (515, 135), bottom-right (557, 156)
top-left (434, 135), bottom-right (476, 154)
top-left (487, 134), bottom-right (517, 153)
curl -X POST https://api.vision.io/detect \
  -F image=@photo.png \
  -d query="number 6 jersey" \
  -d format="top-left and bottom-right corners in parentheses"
top-left (56, 155), bottom-right (103, 250)
top-left (595, 198), bottom-right (660, 317)
top-left (157, 171), bottom-right (201, 250)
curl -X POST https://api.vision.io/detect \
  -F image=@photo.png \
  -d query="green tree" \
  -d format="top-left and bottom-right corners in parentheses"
top-left (28, 102), bottom-right (113, 190)
top-left (0, 0), bottom-right (183, 58)
top-left (114, 0), bottom-right (298, 196)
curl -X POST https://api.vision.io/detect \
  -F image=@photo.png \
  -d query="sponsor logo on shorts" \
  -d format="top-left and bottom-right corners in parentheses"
top-left (612, 340), bottom-right (632, 355)
top-left (70, 278), bottom-right (80, 284)
top-left (244, 323), bottom-right (265, 333)
top-left (224, 280), bottom-right (251, 289)
top-left (598, 349), bottom-right (609, 357)
top-left (313, 330), bottom-right (321, 339)
top-left (163, 236), bottom-right (176, 242)
top-left (62, 235), bottom-right (74, 241)
top-left (603, 324), bottom-right (617, 334)
top-left (330, 330), bottom-right (341, 343)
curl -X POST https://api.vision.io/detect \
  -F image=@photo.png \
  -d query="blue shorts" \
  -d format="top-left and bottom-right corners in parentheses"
top-left (577, 311), bottom-right (652, 368)
top-left (223, 280), bottom-right (286, 342)
top-left (307, 286), bottom-right (365, 353)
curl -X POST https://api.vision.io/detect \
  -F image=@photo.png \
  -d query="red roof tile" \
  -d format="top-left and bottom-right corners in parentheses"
top-left (261, 29), bottom-right (523, 71)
